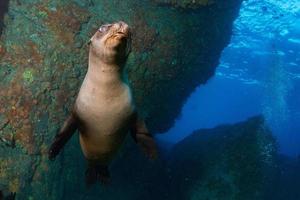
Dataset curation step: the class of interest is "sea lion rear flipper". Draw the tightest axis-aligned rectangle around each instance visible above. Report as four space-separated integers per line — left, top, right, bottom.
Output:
130 113 158 160
48 112 79 160
85 161 110 186
85 163 98 186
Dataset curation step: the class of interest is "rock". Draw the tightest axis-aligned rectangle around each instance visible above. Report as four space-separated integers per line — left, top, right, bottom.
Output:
167 116 277 200
152 0 215 9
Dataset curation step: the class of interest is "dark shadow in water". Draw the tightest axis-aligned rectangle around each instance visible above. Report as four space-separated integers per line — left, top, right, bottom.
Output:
265 155 300 200
0 0 9 35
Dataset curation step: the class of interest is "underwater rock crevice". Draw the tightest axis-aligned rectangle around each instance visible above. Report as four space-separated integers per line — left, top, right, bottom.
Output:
132 0 244 133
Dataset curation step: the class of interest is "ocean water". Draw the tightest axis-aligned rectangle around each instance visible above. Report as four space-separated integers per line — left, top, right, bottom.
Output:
160 0 300 157
0 0 299 199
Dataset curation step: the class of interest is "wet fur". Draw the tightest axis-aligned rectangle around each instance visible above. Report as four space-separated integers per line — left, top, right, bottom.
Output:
76 22 134 164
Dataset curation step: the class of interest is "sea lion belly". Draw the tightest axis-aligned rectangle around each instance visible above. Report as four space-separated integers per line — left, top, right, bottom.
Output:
75 78 134 163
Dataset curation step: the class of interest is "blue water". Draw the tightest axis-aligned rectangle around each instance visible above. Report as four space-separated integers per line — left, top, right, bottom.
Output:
158 0 300 157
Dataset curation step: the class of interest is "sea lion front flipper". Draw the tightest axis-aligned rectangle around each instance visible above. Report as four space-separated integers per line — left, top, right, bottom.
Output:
130 113 158 160
48 112 79 160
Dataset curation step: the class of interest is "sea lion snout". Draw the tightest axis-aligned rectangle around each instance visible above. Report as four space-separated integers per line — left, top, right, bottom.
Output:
111 21 130 39
116 21 129 34
90 21 131 64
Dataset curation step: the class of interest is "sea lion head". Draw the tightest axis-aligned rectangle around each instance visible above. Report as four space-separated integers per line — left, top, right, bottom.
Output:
89 21 131 65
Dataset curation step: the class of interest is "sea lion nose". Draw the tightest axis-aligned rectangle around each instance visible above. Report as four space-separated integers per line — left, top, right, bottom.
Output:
119 21 129 29
118 21 126 26
117 21 129 33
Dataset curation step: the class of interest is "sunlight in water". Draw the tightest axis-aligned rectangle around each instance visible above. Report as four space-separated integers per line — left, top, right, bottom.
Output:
263 44 291 127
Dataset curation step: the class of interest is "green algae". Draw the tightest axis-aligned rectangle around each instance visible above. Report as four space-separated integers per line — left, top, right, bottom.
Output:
37 11 48 19
22 69 34 84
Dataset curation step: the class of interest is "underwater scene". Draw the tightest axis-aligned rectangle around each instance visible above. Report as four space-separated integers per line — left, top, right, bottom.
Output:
0 0 299 199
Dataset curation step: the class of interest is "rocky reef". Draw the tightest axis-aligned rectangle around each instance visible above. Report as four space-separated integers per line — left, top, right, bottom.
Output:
0 0 244 198
167 116 277 200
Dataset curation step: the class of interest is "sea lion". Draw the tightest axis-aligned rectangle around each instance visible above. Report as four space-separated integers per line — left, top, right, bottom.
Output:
48 21 157 185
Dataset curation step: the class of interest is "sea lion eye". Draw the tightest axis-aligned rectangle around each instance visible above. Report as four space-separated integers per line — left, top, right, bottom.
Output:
99 25 109 33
